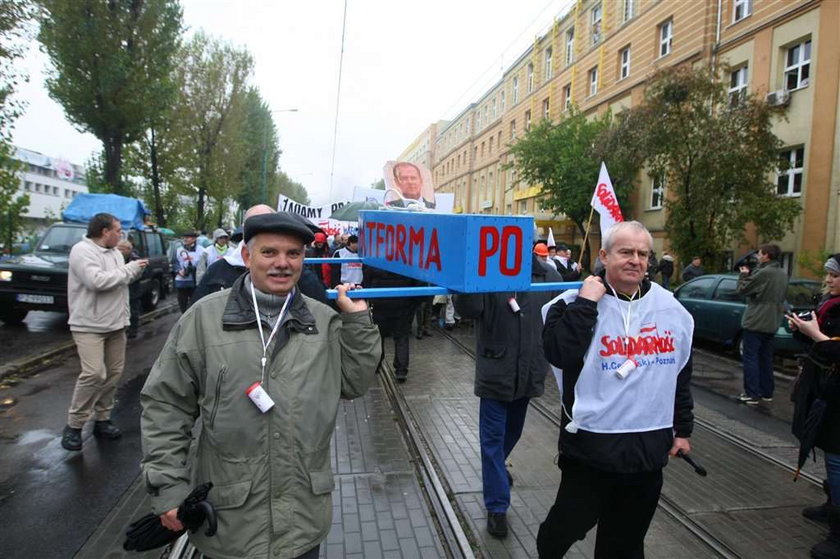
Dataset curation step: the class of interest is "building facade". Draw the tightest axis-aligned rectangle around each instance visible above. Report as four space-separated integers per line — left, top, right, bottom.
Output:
403 0 839 275
16 147 88 232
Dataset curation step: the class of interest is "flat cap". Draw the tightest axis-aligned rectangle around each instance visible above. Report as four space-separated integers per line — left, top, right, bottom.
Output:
243 212 315 244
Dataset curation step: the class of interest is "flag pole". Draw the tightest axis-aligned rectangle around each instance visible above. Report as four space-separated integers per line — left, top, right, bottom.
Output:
580 205 595 268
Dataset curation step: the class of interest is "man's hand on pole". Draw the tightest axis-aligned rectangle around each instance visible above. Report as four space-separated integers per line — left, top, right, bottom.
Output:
335 283 369 313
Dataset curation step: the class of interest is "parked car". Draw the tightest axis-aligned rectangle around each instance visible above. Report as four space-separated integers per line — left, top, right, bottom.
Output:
673 273 822 357
0 195 171 324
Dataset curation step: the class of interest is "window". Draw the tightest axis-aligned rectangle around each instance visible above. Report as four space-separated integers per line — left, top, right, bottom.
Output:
500 91 506 112
513 77 520 104
565 27 575 65
659 19 673 58
24 181 31 191
527 64 534 93
518 199 527 214
564 83 572 111
476 110 482 129
733 0 752 22
785 39 811 91
677 277 716 299
492 97 497 118
542 98 550 119
777 147 804 196
484 105 489 126
510 120 517 140
525 110 532 132
34 183 41 193
712 279 744 302
619 47 631 80
544 47 553 80
489 136 494 152
623 0 636 23
53 186 59 195
728 65 748 107
650 176 665 209
589 66 598 96
591 6 602 45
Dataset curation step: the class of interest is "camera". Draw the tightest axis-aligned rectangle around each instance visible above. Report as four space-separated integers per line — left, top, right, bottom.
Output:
796 311 813 320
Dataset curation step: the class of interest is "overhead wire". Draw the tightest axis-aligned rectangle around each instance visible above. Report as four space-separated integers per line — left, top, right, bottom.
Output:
329 0 349 201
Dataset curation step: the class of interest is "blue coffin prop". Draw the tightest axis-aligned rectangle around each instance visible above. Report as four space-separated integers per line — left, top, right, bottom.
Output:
358 210 533 292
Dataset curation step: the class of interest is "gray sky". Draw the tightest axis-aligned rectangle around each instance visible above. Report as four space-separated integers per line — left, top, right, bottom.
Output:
12 0 574 206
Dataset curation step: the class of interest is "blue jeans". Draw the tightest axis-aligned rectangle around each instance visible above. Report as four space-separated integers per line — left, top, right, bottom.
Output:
479 397 530 513
742 329 775 398
826 453 840 505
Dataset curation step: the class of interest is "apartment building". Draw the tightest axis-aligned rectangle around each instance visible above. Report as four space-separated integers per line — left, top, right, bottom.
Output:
397 120 449 172
405 0 839 275
16 146 88 231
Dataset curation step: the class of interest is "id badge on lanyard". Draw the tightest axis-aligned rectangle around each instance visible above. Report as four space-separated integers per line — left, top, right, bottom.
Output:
610 285 639 380
246 284 294 413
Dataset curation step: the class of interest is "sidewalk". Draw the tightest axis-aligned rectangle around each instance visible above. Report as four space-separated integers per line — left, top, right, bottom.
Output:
79 379 446 559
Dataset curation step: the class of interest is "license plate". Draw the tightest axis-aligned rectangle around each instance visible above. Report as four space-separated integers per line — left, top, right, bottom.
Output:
16 294 54 305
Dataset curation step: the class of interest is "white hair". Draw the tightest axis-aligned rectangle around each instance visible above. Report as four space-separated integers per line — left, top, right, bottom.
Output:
601 221 653 252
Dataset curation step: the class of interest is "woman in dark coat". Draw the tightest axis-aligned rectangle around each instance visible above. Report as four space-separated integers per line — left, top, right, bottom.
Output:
789 254 840 559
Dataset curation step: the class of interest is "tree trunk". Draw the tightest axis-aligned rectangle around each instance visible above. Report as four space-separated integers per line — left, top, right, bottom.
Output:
103 133 125 194
149 128 166 227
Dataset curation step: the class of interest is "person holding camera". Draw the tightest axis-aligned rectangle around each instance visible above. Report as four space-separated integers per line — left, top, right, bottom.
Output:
788 254 840 558
737 244 788 405
172 231 204 313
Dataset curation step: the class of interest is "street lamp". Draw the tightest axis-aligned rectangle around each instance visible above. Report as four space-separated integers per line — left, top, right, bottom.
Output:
261 109 299 205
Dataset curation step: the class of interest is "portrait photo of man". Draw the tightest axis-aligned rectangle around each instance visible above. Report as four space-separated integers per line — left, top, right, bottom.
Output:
383 161 436 209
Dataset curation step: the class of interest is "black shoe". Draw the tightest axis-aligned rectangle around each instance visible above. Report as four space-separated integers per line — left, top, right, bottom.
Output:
415 332 423 340
61 425 82 451
422 330 433 337
93 420 122 439
507 468 514 487
804 503 831 525
395 370 408 383
487 512 508 538
126 329 138 339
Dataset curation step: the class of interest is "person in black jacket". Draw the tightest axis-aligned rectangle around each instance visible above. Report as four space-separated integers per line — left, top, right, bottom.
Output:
537 221 695 558
454 253 561 539
363 266 421 382
788 254 840 559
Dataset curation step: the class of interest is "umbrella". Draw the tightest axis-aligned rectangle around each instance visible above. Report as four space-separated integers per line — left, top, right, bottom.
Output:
123 482 217 552
793 397 827 481
329 200 385 222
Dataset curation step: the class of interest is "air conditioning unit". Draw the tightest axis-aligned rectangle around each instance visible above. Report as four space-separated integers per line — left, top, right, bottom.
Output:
766 90 791 107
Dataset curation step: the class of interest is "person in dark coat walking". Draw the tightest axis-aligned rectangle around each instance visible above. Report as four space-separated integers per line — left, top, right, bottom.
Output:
659 252 675 290
453 252 562 539
681 256 705 282
117 239 143 338
363 266 421 382
789 254 840 558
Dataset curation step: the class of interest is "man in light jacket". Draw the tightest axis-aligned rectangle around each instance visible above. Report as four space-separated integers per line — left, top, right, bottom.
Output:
61 213 148 451
737 243 788 404
140 212 381 559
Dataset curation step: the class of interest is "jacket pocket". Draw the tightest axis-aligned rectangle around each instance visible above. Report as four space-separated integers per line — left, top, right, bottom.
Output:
308 470 335 496
212 479 251 510
480 344 506 359
209 365 227 430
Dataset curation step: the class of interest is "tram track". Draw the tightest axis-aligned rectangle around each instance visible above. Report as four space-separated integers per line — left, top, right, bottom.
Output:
436 326 812 559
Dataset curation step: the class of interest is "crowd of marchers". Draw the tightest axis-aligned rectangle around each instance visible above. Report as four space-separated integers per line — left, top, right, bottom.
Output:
56 207 840 559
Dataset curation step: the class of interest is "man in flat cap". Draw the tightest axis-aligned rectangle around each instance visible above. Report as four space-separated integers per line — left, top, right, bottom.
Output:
140 211 382 559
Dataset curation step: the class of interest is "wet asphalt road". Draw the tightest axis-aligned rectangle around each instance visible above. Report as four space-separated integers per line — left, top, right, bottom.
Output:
0 310 180 559
5 311 73 364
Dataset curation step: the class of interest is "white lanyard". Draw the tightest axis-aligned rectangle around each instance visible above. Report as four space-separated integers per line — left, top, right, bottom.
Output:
608 283 639 344
250 282 294 384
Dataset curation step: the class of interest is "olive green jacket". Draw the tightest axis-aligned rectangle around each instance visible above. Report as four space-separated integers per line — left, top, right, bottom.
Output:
737 260 789 334
140 274 381 558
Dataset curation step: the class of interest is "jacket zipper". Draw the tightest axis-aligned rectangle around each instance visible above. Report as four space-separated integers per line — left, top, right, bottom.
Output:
209 365 227 429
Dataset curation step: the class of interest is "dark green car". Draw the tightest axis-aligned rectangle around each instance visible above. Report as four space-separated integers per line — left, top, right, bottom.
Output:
673 273 822 357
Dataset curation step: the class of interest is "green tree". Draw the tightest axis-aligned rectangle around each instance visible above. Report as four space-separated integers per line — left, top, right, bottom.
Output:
37 0 182 193
614 65 800 266
172 32 252 230
509 109 642 266
233 87 280 210
370 178 385 190
272 171 309 206
0 0 36 250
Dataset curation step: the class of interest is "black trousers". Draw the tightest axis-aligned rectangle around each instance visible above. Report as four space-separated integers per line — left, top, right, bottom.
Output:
177 287 194 313
537 457 663 559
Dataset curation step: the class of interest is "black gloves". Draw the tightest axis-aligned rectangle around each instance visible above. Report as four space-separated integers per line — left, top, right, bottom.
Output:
123 482 217 552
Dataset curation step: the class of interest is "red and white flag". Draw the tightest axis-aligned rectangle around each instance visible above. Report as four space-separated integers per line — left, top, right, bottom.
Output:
590 162 623 239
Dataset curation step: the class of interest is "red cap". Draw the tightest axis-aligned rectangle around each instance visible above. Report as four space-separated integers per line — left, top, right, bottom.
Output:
533 243 549 257
314 232 327 243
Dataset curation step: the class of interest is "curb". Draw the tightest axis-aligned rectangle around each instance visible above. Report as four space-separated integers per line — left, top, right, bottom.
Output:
0 300 179 382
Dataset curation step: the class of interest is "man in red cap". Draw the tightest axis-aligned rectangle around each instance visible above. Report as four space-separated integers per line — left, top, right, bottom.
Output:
305 231 331 286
